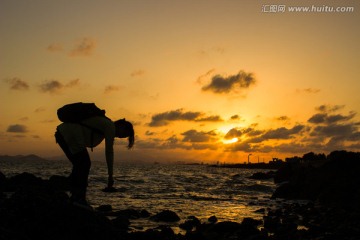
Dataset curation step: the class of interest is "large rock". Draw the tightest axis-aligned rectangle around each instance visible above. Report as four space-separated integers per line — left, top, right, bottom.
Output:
150 210 180 222
0 174 125 240
272 153 360 210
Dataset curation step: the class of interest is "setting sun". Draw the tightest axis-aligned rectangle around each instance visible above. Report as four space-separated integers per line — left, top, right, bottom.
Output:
223 138 239 145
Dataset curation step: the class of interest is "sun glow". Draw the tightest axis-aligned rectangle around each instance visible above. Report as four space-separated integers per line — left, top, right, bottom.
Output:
222 137 238 144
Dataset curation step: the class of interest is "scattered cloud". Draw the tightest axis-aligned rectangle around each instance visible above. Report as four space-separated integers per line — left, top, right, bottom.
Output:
38 79 80 94
34 107 46 113
181 129 217 143
65 79 80 88
316 104 345 113
230 115 241 121
69 38 96 57
296 88 321 94
308 112 356 124
145 130 155 136
260 125 306 140
198 46 225 58
7 124 28 133
5 77 30 91
131 70 146 77
202 70 256 94
149 109 223 127
39 80 62 93
104 85 121 94
276 116 290 121
47 43 63 52
196 68 216 85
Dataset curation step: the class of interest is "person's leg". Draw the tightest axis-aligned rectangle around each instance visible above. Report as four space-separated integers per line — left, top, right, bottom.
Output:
55 130 91 202
70 149 91 202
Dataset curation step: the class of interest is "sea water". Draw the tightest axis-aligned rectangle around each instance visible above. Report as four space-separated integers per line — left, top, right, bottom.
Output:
0 159 277 230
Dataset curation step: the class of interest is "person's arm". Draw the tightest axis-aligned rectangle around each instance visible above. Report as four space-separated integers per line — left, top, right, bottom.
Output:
102 120 115 187
105 142 114 187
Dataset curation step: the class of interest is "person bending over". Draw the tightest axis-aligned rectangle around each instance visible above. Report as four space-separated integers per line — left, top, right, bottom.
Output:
55 116 134 206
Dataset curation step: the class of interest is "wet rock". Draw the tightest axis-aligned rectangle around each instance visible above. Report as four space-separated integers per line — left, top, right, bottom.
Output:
241 217 262 227
248 171 275 180
179 216 201 231
150 210 180 222
128 226 177 240
102 186 117 192
272 153 360 210
5 172 44 191
0 184 122 240
254 208 265 213
48 175 70 191
115 208 150 219
208 215 217 223
111 215 130 231
96 204 113 212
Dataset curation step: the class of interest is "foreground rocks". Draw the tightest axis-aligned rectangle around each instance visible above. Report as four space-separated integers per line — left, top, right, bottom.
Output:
1 158 360 240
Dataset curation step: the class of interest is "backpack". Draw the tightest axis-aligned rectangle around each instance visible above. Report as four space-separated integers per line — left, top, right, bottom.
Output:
57 102 106 123
57 102 107 151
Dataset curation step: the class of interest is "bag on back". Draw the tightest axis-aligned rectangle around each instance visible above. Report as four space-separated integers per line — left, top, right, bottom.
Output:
57 102 106 123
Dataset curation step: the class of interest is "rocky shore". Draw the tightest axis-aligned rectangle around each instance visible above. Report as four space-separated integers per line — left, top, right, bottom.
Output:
1 151 360 240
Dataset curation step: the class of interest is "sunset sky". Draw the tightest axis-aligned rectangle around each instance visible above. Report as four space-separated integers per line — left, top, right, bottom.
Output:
1 0 359 163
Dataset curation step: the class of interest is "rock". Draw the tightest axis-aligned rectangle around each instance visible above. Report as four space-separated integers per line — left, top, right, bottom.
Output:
96 204 113 212
111 215 130 231
274 163 294 183
272 152 360 210
241 217 262 227
248 171 275 180
179 216 201 231
254 208 265 213
48 175 70 191
102 186 117 192
5 172 44 191
115 209 150 219
150 210 180 222
208 215 218 223
0 184 122 240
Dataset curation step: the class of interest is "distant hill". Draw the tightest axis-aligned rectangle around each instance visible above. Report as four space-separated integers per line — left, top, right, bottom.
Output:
0 154 48 162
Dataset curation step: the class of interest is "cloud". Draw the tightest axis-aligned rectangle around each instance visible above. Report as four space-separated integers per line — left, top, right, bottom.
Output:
308 112 356 124
38 79 80 94
39 80 63 93
7 124 28 133
196 68 216 85
104 85 121 94
296 88 321 94
261 125 305 140
145 130 155 136
311 123 356 138
5 78 30 91
230 115 241 121
69 38 96 57
276 116 290 121
181 129 217 143
202 70 255 94
47 43 63 52
149 109 223 127
65 79 80 88
196 115 223 122
316 104 345 113
130 70 146 77
34 107 46 113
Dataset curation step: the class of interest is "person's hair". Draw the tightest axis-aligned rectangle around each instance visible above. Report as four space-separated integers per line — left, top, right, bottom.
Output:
115 119 135 149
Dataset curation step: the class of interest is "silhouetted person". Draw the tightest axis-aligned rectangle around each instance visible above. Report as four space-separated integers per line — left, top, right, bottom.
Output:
55 116 134 207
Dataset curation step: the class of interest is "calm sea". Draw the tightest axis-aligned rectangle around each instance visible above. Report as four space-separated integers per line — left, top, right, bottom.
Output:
0 158 277 230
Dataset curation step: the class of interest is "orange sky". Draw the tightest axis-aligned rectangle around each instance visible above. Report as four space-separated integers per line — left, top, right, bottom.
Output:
1 0 360 163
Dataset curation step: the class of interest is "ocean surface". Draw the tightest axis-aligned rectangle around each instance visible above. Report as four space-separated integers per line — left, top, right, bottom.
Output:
0 158 277 231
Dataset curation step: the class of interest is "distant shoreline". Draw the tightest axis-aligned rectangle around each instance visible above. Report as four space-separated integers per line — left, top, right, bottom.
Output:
209 162 283 170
